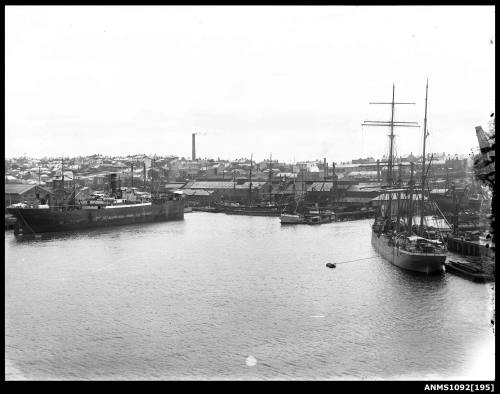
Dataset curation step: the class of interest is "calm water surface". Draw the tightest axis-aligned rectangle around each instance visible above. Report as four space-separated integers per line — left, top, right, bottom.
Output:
5 214 495 380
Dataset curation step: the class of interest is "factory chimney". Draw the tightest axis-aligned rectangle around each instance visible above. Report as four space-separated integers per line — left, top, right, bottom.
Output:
192 133 196 161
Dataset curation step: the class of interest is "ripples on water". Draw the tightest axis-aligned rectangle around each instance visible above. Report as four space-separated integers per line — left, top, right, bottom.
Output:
5 214 495 380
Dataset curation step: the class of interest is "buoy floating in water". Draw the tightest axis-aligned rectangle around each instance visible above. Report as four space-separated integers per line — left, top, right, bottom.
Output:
326 263 336 269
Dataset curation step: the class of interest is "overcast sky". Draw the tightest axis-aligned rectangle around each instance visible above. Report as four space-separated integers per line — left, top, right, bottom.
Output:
5 6 495 162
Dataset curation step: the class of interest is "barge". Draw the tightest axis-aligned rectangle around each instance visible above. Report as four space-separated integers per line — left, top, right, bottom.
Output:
445 259 495 283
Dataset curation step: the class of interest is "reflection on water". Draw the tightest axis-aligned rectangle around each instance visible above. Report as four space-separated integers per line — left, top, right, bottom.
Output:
5 214 494 380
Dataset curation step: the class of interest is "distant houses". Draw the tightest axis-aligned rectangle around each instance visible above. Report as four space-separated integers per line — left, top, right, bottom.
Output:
4 152 474 214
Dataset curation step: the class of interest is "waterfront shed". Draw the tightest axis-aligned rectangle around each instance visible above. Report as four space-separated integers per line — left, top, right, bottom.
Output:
4 184 53 210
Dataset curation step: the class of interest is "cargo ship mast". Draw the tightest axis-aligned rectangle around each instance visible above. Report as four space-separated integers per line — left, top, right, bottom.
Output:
268 153 273 203
248 153 253 205
362 84 419 218
419 79 429 234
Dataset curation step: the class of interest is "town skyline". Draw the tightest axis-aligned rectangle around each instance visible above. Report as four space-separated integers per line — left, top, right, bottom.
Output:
5 6 495 161
4 149 472 164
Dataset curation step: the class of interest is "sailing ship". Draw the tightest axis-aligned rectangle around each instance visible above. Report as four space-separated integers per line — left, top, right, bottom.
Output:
366 82 447 273
7 159 185 236
220 153 285 216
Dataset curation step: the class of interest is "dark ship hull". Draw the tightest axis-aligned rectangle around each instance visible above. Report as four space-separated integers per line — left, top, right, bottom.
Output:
219 203 282 216
223 207 281 216
371 230 446 274
8 200 184 235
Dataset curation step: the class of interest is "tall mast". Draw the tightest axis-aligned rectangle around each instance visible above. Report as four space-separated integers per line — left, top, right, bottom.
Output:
395 163 402 233
419 79 429 232
248 153 253 204
268 153 272 202
388 84 396 184
363 84 419 186
362 84 419 219
387 86 396 219
407 162 415 235
131 163 134 189
151 156 155 197
452 184 458 235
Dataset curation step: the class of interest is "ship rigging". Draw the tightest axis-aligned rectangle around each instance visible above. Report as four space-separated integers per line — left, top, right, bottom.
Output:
363 81 448 274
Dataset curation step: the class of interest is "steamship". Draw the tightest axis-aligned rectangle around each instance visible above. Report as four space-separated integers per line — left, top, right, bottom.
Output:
7 172 184 236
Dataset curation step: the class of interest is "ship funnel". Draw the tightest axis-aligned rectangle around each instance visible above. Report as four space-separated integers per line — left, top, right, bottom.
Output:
110 173 118 197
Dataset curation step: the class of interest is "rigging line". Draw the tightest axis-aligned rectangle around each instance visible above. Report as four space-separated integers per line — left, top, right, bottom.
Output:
432 200 452 230
334 256 380 265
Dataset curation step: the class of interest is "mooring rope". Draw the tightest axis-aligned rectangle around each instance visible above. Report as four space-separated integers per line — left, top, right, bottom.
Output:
334 256 379 265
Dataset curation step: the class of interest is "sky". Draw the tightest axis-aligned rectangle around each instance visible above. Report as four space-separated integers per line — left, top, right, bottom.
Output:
5 6 495 163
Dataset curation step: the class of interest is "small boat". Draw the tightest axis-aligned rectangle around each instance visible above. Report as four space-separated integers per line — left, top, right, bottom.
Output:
280 213 306 224
281 207 335 225
307 215 322 225
326 262 336 268
305 210 335 225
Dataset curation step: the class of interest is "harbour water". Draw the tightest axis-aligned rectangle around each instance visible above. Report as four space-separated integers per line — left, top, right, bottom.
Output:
5 213 495 380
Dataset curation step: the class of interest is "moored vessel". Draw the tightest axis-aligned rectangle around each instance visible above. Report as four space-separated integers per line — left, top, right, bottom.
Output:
224 204 282 216
8 198 184 236
280 213 306 224
371 217 447 273
364 82 447 273
7 169 185 236
220 153 285 217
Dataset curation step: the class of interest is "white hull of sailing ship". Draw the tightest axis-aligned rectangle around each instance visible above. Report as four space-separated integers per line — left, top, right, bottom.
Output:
371 231 446 273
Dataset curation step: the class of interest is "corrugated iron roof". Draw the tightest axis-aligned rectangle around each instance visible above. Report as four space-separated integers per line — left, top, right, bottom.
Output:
371 194 427 201
307 182 334 192
164 183 187 189
347 184 382 192
337 197 374 203
188 181 235 189
185 181 268 190
4 184 53 195
345 171 379 177
182 189 213 196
